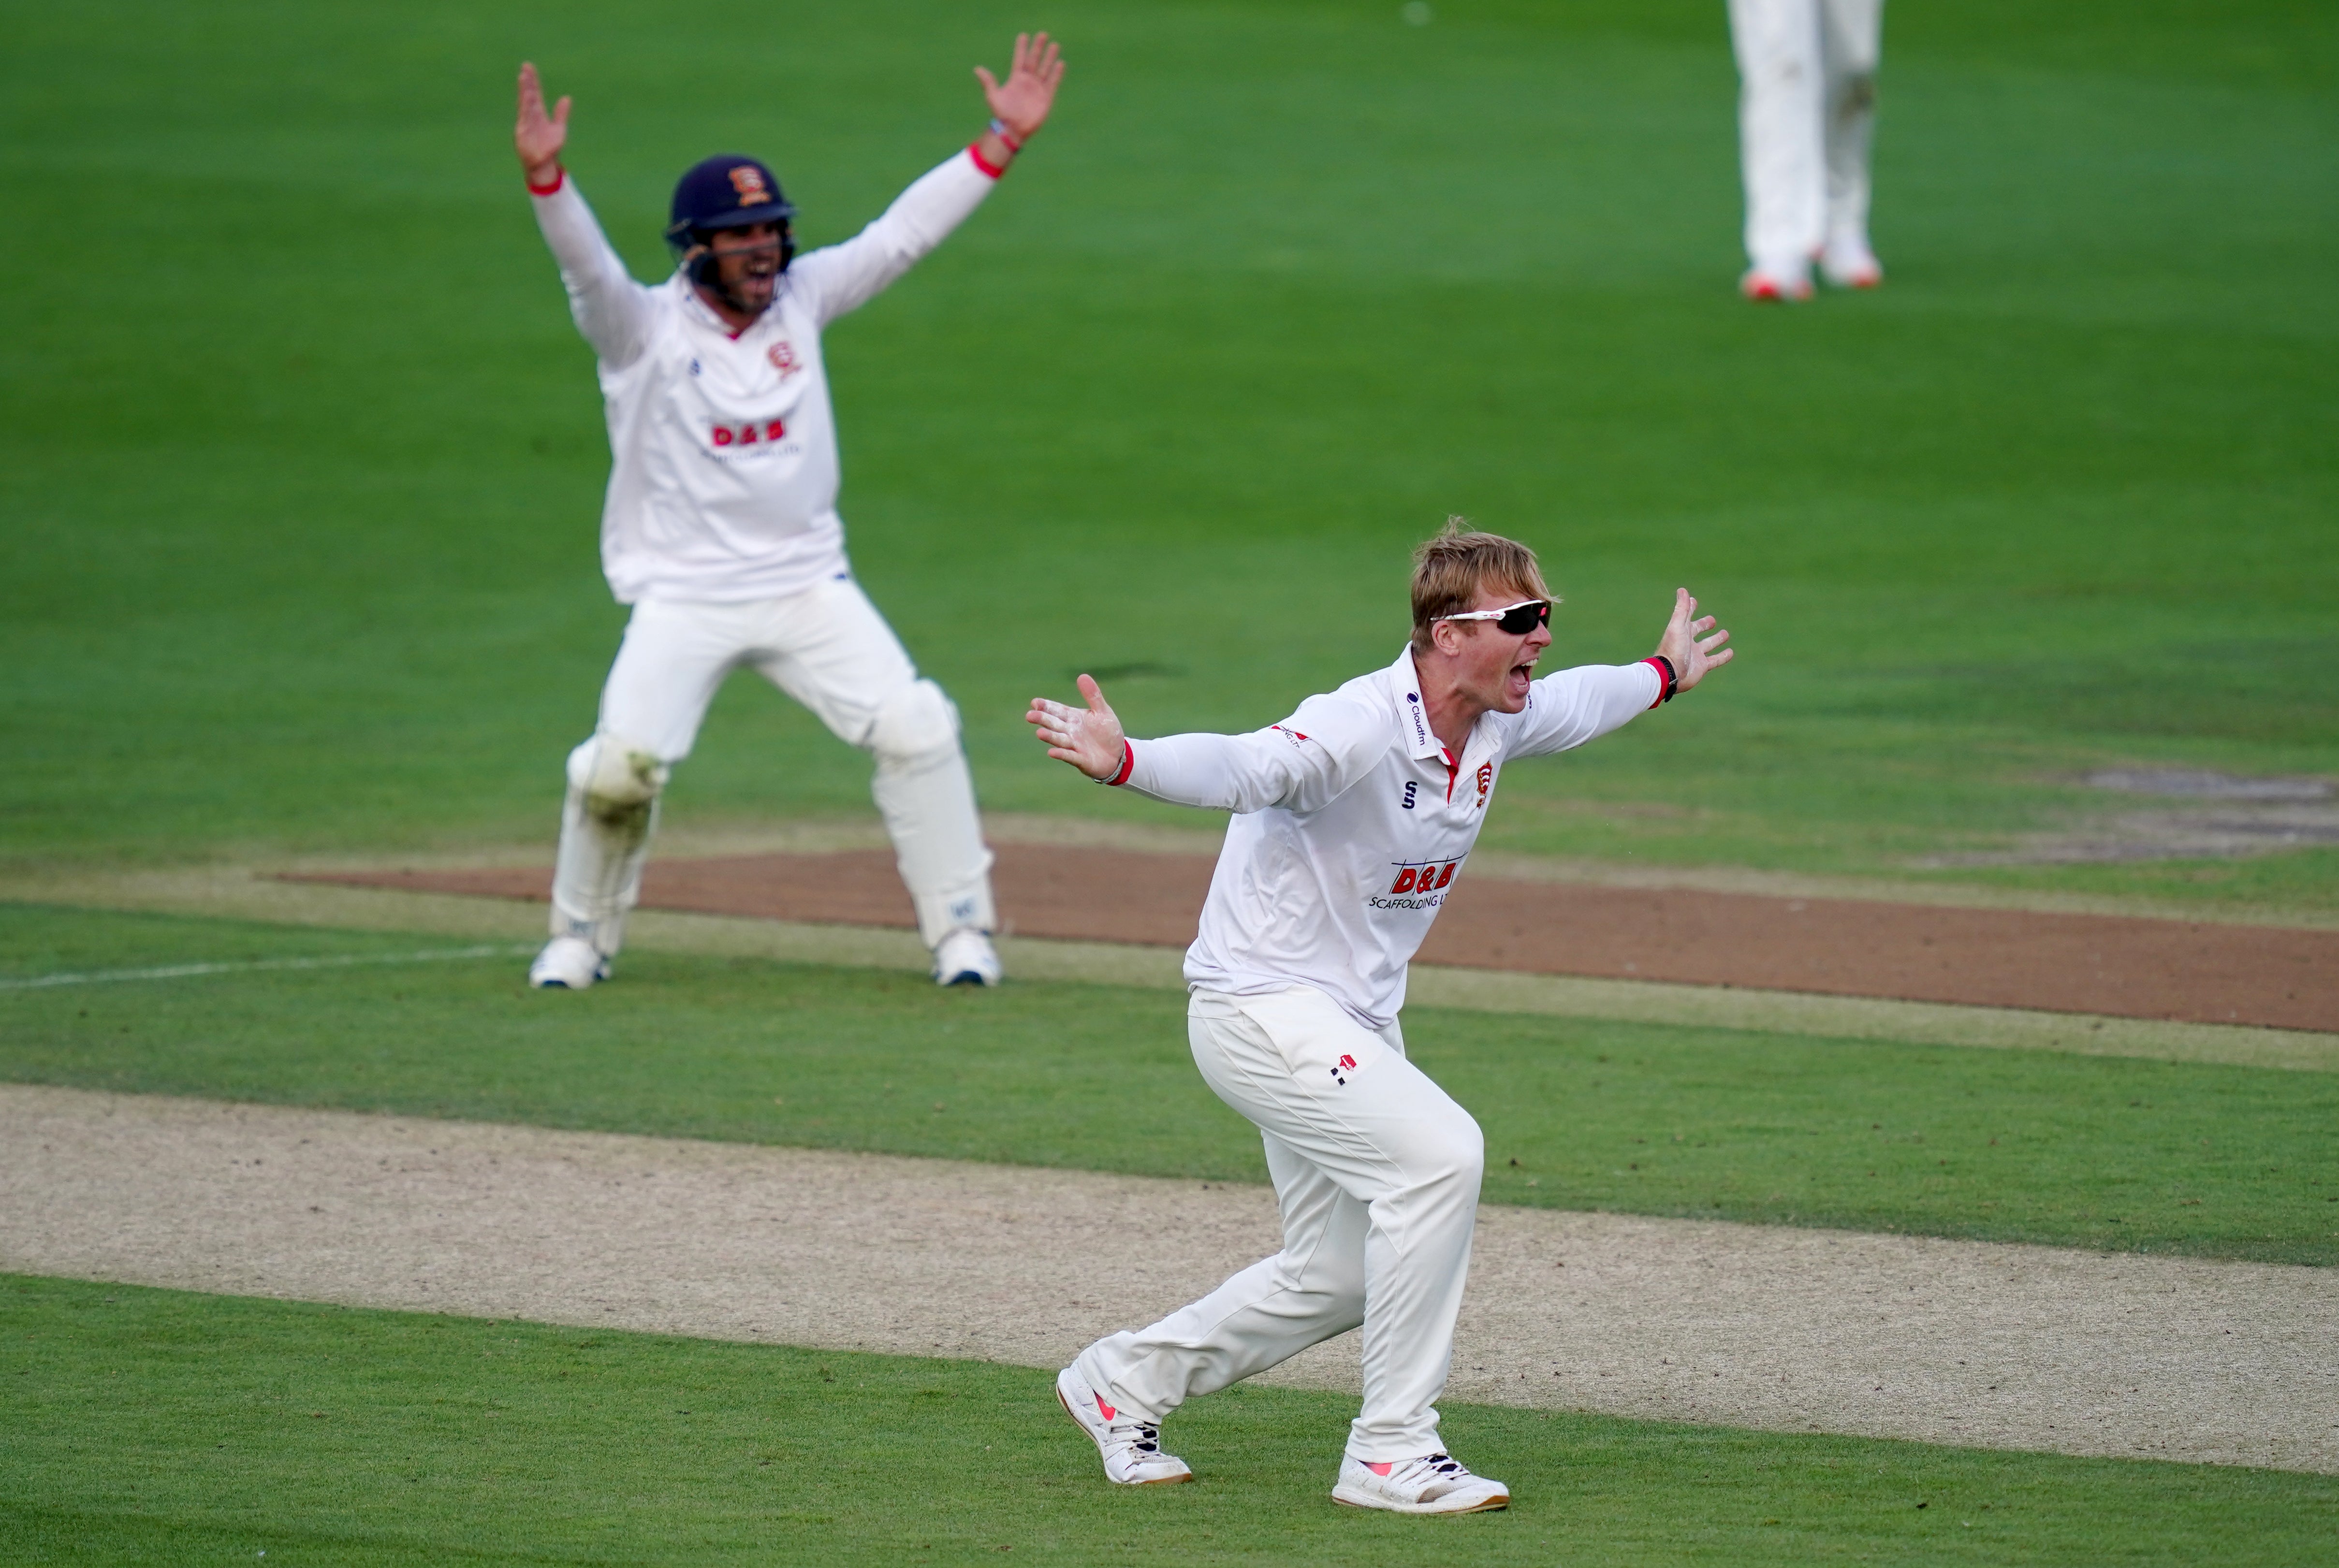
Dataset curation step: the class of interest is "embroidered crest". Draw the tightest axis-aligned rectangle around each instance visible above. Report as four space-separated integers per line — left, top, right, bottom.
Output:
728 164 773 206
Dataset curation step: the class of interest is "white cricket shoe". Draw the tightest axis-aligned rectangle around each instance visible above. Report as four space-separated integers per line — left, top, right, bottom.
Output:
932 928 1002 987
1331 1452 1509 1514
1820 237 1884 289
1740 261 1813 303
1054 1367 1193 1486
527 936 610 990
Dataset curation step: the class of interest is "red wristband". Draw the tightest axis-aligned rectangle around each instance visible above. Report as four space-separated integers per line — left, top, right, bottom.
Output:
526 166 566 196
968 142 1008 179
1101 740 1136 787
1641 656 1678 707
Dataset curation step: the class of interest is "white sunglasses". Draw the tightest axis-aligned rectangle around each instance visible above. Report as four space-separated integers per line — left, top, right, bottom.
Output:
1435 597 1554 634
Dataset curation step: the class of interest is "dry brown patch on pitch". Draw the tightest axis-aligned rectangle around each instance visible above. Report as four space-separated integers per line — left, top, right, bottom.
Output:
288 844 2339 1031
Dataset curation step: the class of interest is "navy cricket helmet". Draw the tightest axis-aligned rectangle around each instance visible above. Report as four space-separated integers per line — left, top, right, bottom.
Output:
664 155 798 278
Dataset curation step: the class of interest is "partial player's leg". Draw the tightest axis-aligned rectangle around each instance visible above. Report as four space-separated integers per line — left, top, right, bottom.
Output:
1067 986 1503 1512
748 577 1000 985
1072 1127 1367 1427
1817 0 1885 286
1728 0 1825 299
531 600 743 988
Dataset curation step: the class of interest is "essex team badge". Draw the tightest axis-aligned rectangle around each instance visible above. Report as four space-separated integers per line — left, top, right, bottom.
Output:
728 164 774 206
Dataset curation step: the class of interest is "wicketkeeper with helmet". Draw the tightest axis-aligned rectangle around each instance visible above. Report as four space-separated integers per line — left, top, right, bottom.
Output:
512 36 1064 990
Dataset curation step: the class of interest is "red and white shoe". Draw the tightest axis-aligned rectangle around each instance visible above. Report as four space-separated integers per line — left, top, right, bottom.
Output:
1055 1368 1192 1485
1332 1452 1509 1514
1740 261 1813 303
1820 237 1884 289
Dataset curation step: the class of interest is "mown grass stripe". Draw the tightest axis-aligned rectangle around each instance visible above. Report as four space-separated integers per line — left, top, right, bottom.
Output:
6 904 2334 1264
7 1273 2334 1567
0 944 536 992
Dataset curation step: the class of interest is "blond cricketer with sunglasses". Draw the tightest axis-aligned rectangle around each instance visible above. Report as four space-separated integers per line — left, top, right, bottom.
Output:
1026 520 1731 1513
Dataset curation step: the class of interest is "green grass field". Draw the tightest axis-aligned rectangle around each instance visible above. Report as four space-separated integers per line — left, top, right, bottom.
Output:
7 904 2335 1264
3 0 2335 908
9 1275 2335 1567
4 0 2334 1558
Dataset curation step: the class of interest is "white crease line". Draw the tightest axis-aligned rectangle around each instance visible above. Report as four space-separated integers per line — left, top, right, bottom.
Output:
0 945 538 991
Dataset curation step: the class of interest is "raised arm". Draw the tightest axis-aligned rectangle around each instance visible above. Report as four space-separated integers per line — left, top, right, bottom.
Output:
514 62 655 368
1509 588 1735 758
1026 677 1376 814
788 33 1065 326
973 31 1066 173
1652 587 1733 693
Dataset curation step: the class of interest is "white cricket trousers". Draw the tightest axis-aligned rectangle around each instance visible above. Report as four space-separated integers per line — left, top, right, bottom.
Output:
1729 0 1884 272
549 576 995 952
1074 985 1486 1463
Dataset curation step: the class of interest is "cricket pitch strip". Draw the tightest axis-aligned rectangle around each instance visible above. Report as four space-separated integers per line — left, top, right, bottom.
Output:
4 1084 2331 1475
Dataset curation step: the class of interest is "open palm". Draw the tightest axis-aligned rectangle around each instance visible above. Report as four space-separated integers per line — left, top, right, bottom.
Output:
514 61 570 181
975 32 1066 142
1026 674 1126 780
1654 588 1734 692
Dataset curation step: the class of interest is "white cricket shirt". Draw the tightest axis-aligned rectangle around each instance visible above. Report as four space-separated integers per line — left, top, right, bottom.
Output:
1113 647 1665 1030
530 150 1000 604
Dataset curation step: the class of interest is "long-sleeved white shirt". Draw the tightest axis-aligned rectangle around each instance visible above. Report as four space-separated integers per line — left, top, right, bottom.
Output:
530 150 999 603
1112 647 1666 1030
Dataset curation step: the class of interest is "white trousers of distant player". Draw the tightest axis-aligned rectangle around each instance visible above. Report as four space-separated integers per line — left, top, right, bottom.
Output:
1073 985 1485 1464
549 577 996 954
1729 0 1883 274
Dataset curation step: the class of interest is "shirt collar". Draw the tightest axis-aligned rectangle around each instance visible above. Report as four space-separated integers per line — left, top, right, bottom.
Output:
1390 644 1505 772
1389 646 1445 760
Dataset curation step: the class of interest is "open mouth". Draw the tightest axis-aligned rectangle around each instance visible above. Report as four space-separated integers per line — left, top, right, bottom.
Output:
723 263 778 310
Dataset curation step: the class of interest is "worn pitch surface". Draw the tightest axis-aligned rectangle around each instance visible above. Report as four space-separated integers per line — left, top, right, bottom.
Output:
294 846 2339 1031
6 1084 2331 1475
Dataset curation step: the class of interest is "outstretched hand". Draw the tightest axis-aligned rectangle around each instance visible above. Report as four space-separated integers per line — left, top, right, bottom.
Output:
1654 588 1734 692
1026 675 1125 781
514 62 570 185
975 31 1066 143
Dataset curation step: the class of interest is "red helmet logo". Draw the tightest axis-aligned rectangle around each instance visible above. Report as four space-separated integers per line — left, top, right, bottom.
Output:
729 164 772 205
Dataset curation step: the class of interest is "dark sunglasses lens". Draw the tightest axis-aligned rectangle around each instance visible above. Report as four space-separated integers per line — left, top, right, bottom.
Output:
1497 601 1550 634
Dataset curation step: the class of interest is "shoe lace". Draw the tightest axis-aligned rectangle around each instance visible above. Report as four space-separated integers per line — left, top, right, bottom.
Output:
1113 1418 1166 1455
1389 1452 1471 1486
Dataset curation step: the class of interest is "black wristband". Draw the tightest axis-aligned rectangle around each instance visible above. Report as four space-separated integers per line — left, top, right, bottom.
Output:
1652 654 1678 702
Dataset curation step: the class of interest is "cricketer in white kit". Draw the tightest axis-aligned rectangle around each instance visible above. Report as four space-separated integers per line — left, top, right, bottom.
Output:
1026 522 1734 1513
510 37 1066 990
1730 0 1886 300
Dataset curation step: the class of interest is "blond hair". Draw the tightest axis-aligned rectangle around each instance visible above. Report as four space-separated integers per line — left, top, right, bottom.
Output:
1409 517 1553 653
